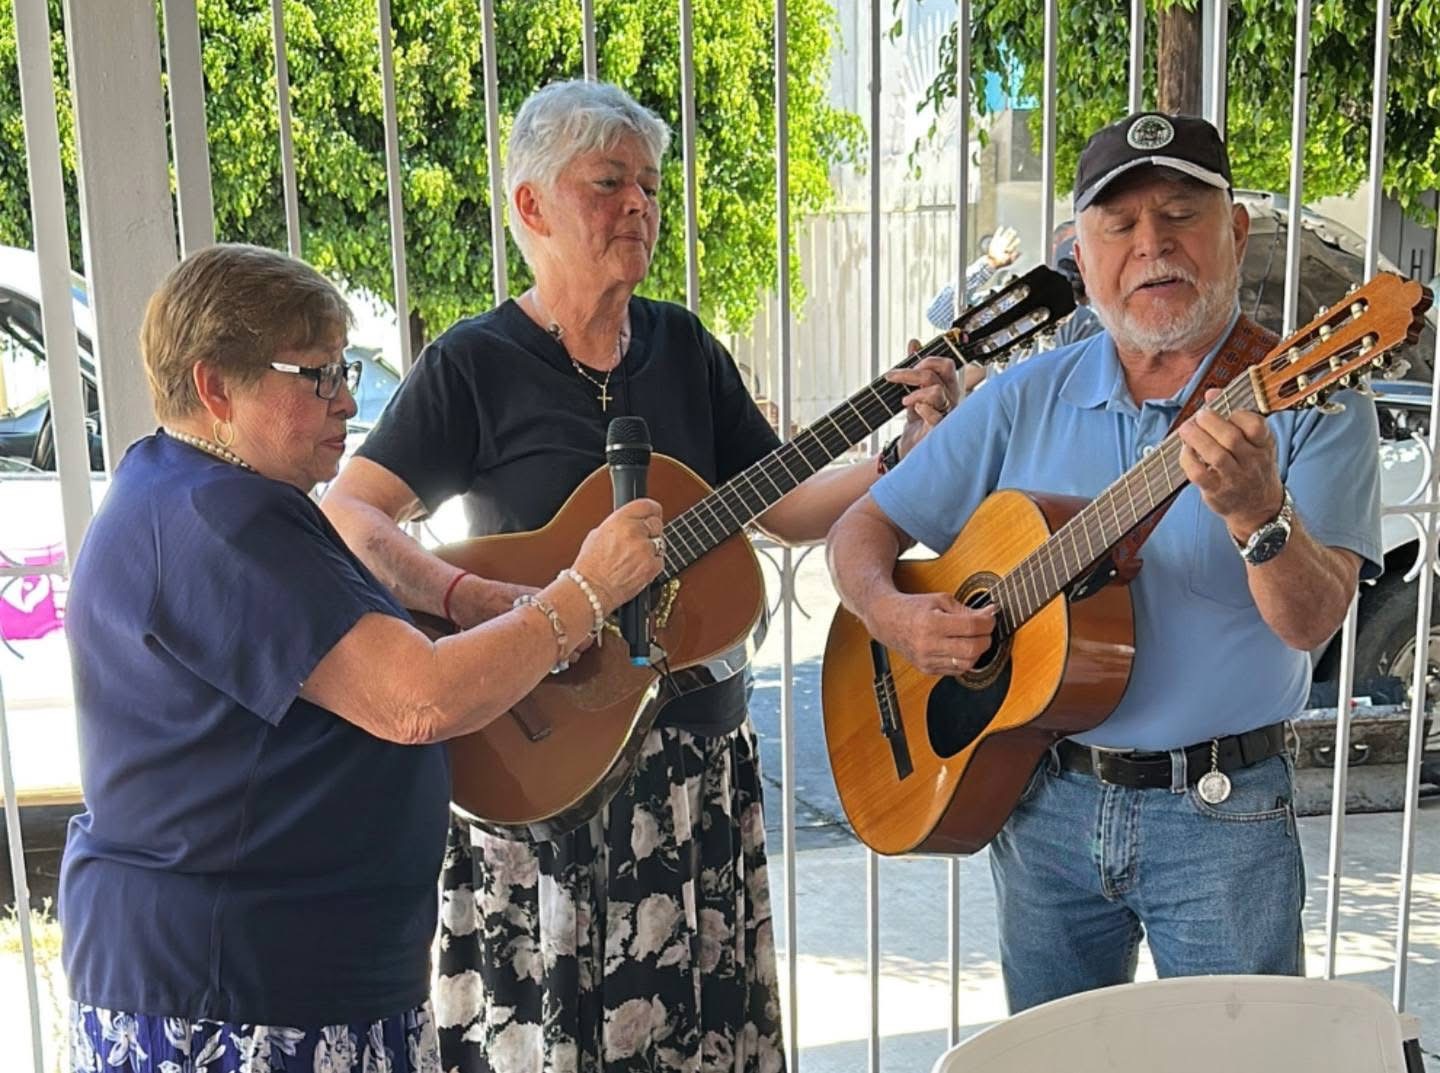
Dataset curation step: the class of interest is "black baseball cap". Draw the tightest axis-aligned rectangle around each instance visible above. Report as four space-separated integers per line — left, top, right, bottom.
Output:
1073 112 1232 212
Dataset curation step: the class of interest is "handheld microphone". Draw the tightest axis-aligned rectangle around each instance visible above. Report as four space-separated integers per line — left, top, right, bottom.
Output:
606 416 653 664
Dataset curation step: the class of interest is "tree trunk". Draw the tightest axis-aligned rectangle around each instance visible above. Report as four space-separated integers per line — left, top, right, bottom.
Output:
1156 3 1203 116
408 307 427 362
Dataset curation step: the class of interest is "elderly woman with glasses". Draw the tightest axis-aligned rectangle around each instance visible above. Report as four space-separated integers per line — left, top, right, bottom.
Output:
59 242 662 1072
322 80 960 1072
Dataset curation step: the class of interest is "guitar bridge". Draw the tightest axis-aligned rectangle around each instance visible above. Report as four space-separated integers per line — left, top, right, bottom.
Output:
870 639 913 780
653 578 681 629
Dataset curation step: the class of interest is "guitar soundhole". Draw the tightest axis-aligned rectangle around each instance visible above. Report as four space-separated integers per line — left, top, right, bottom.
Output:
927 573 1011 758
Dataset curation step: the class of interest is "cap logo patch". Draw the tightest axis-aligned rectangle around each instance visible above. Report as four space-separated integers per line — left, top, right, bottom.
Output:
1127 115 1174 150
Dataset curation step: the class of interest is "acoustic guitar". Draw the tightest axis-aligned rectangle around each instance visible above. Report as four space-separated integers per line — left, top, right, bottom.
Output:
821 273 1431 856
425 266 1075 841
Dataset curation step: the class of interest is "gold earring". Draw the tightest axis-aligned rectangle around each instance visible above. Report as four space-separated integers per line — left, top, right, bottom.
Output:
213 420 236 449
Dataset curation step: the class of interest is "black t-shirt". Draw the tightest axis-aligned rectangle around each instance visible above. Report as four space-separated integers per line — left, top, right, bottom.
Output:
358 296 782 734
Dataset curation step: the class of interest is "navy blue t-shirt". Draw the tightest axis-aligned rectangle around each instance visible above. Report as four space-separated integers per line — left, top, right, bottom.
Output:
59 432 450 1026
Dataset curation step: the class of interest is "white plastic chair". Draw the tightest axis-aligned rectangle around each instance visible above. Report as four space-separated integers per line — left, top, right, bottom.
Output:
931 975 1420 1073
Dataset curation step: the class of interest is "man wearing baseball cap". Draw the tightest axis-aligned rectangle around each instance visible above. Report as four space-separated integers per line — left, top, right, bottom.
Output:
828 113 1382 1011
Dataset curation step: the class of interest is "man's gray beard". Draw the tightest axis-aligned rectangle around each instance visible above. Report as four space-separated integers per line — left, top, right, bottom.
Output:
1093 263 1239 355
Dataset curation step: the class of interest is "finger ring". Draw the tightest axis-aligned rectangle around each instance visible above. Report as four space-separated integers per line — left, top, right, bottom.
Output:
937 397 950 414
651 536 665 557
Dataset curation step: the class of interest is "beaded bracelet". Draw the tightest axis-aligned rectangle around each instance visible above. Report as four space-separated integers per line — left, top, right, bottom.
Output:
558 568 606 642
513 593 570 673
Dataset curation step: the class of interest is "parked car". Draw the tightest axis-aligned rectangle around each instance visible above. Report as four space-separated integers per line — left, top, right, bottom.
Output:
0 245 400 473
1314 378 1440 699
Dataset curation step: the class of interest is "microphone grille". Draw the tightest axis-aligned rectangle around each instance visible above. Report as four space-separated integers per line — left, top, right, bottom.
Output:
606 416 651 466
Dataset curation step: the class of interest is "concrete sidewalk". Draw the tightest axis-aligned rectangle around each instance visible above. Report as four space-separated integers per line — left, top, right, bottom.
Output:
748 547 1440 1072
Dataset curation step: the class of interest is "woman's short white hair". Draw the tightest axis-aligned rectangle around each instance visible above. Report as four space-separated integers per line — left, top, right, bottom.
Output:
506 80 672 265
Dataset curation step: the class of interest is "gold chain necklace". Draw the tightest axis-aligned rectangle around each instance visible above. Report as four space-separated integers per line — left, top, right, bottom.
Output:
529 292 630 412
165 428 255 471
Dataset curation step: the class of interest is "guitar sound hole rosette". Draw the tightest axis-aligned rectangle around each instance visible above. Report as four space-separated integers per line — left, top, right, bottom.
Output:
955 573 1011 689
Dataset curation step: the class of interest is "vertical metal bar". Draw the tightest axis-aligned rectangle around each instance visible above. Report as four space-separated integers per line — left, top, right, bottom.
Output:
1039 0 1057 254
868 0 881 403
480 0 509 303
951 0 970 327
581 0 598 80
948 0 970 1046
679 0 700 312
866 1 882 1069
270 0 301 257
1363 0 1391 281
774 3 799 1067
375 0 414 371
0 679 44 1073
1282 0 1312 335
161 0 216 255
1322 597 1359 978
1128 0 1144 114
1394 320 1440 1010
867 849 880 1072
13 0 92 558
1206 0 1228 132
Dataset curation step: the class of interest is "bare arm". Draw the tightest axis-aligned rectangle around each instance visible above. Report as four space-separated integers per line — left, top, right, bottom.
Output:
826 494 996 675
1244 526 1360 650
1179 398 1362 650
301 498 663 744
321 457 524 626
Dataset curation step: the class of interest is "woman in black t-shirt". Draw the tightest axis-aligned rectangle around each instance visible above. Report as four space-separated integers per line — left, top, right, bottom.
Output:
323 80 961 1073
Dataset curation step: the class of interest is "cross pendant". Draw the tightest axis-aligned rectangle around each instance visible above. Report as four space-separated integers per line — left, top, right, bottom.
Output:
597 384 612 410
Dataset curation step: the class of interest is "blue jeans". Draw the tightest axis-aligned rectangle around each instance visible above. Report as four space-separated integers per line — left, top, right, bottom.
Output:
988 746 1305 1013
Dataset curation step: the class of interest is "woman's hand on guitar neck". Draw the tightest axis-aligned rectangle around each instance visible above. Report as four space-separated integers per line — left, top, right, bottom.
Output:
866 591 997 677
888 353 967 460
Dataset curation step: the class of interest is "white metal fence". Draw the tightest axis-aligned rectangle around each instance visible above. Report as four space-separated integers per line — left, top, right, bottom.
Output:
2 1 1437 1071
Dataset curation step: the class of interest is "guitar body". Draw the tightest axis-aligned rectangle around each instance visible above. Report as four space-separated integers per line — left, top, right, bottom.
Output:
822 489 1136 855
434 454 766 841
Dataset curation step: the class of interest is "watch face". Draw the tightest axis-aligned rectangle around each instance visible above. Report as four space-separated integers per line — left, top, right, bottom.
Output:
1247 528 1288 564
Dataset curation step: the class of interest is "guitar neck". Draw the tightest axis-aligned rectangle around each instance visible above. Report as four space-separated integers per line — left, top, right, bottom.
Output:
992 372 1261 635
660 343 956 576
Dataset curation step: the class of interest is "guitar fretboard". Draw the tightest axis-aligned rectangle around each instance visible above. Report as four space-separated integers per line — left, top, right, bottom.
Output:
657 342 951 579
990 372 1260 636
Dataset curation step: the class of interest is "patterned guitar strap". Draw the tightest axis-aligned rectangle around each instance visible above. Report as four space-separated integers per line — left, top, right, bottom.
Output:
1107 313 1280 578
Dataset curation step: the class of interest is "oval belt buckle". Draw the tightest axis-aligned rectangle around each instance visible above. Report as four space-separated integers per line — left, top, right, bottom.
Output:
1196 739 1232 804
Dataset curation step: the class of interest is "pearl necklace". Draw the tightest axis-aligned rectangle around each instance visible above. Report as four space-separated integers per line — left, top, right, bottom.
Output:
166 428 255 471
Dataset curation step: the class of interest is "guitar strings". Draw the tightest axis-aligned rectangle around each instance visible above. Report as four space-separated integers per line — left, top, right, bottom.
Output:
990 332 1377 634
661 301 1057 576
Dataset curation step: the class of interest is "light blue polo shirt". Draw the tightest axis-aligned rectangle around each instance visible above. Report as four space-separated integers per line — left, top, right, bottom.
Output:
870 312 1383 750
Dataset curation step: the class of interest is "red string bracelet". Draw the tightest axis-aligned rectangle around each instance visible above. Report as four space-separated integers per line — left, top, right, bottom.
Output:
441 570 472 627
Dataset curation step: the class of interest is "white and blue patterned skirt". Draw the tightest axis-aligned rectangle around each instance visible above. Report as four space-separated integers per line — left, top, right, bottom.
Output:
69 1000 440 1073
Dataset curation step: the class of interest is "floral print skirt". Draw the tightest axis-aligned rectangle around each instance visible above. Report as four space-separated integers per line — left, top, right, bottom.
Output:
69 1001 439 1072
434 720 785 1073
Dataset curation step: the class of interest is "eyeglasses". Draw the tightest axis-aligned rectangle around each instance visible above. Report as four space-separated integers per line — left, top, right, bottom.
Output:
269 358 363 400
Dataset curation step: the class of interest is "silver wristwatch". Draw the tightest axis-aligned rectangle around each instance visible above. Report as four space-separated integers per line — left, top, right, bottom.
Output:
1234 487 1294 566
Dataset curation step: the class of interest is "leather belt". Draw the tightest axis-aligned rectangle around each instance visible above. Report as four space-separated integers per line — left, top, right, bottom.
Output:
1055 723 1288 790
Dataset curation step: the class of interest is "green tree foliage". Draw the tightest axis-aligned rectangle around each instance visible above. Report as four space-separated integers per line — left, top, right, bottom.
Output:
0 0 862 341
915 0 1439 221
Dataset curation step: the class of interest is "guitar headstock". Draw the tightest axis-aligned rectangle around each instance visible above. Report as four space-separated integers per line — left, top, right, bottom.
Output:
1254 273 1432 415
936 265 1077 365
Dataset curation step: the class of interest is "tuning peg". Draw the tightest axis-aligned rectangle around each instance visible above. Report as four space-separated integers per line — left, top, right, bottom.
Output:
1383 358 1411 380
1317 398 1347 415
1350 300 1368 320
